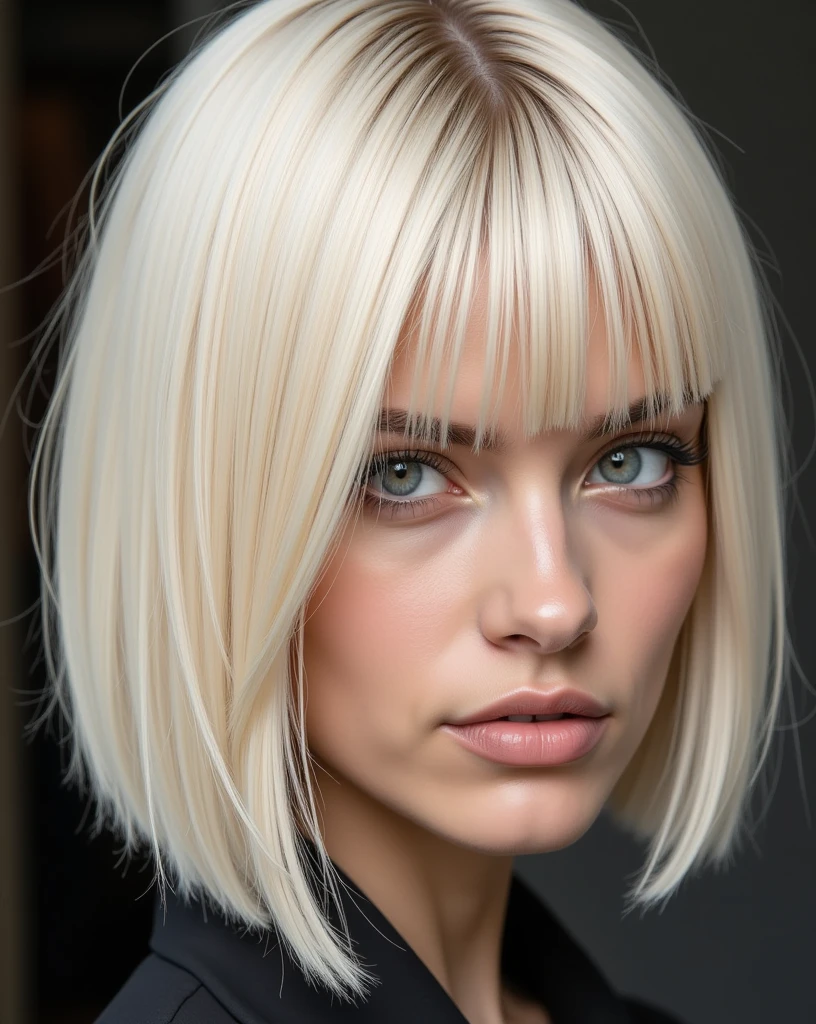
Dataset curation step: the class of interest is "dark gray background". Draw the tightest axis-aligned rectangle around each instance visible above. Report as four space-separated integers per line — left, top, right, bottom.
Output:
8 2 814 1023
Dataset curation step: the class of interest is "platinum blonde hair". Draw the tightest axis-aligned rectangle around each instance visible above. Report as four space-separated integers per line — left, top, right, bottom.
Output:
29 0 788 1001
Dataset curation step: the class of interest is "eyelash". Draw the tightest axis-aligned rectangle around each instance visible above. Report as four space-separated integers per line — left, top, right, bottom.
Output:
358 430 708 520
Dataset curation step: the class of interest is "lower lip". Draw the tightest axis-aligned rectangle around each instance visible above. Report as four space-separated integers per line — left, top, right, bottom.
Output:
441 716 610 767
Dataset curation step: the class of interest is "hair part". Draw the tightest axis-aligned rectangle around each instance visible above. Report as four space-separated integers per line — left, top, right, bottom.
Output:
28 0 788 1001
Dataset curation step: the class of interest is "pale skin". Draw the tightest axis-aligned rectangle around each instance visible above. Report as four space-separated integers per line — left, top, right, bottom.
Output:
301 269 709 1024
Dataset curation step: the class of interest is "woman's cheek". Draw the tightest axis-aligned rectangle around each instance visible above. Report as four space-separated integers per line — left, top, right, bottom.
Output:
599 492 707 724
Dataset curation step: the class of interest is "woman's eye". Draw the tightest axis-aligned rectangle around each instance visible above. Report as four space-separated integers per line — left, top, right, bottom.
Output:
586 446 671 488
367 458 449 500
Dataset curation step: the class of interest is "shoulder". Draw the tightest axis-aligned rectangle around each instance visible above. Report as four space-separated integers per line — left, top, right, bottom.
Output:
623 995 690 1024
94 954 238 1024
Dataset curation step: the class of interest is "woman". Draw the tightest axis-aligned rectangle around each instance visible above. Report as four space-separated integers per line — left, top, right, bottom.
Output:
29 0 789 1021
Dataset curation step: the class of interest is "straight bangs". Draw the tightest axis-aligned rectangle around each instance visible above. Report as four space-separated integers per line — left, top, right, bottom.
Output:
381 46 724 464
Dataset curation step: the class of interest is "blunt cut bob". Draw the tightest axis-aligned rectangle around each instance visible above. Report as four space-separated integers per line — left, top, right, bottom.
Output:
30 0 788 1002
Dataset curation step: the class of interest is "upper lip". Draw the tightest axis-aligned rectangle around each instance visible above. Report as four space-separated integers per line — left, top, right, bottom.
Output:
446 688 611 725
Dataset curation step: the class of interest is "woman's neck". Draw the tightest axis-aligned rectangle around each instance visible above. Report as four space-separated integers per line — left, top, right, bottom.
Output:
312 764 533 1024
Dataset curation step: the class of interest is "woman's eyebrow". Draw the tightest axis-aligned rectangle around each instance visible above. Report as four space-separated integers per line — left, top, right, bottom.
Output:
376 394 682 451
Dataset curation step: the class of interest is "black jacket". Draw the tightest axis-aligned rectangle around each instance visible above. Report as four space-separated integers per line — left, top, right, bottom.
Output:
96 860 686 1023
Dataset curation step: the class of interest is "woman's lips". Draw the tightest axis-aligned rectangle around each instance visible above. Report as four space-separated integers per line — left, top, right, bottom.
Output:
441 715 610 766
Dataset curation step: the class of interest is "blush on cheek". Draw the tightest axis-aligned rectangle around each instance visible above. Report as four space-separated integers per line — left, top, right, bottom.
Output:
593 488 707 692
304 524 461 690
302 559 401 754
622 514 707 722
630 548 704 656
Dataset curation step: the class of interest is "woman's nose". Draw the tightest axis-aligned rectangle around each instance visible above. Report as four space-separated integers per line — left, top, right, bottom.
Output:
477 499 597 656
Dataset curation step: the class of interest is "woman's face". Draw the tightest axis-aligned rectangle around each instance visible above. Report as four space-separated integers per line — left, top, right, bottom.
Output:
301 276 708 856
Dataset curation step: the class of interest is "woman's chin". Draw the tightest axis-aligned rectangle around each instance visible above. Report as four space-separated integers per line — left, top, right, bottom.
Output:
419 802 603 858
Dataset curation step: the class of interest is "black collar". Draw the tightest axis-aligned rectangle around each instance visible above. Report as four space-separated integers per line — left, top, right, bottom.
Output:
149 858 638 1023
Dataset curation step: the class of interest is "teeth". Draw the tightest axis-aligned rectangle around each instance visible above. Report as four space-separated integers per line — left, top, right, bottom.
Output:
503 714 566 722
